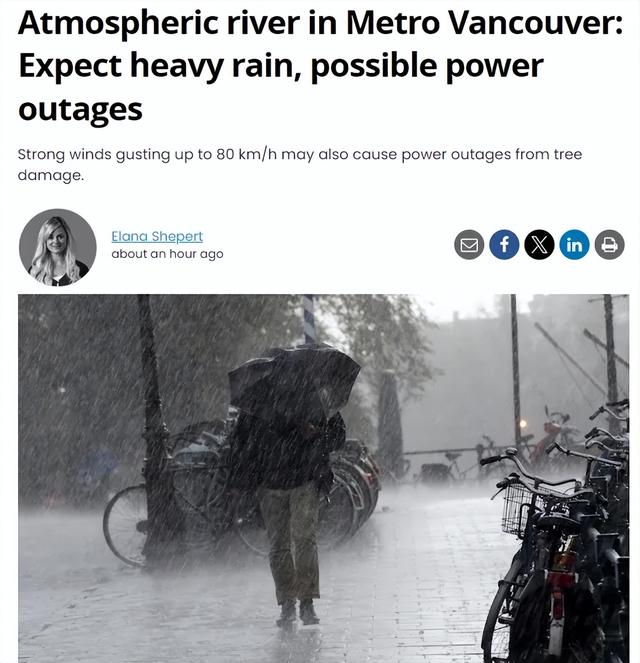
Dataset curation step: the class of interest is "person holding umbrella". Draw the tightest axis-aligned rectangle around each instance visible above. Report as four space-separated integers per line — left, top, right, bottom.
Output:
227 344 359 627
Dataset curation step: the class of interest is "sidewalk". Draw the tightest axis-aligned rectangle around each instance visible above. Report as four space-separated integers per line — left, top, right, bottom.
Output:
20 484 516 663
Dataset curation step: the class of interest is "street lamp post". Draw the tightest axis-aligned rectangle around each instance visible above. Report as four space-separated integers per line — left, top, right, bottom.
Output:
510 295 522 451
603 294 619 434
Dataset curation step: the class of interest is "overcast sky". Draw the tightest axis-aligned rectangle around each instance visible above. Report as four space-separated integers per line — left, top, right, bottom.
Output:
416 294 535 324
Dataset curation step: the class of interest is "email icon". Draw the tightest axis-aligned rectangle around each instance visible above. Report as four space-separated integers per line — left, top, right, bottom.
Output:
459 237 479 253
454 230 484 259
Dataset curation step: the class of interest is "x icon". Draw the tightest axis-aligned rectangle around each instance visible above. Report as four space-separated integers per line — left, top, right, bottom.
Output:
531 234 549 254
525 230 555 259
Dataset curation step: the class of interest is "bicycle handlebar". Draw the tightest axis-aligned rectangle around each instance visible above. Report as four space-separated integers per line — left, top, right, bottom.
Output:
585 427 628 443
585 426 617 440
494 472 592 503
546 440 622 468
585 438 628 455
479 454 502 466
589 404 629 422
480 448 578 487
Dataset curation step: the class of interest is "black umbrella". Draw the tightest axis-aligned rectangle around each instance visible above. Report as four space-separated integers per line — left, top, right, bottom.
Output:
228 344 360 425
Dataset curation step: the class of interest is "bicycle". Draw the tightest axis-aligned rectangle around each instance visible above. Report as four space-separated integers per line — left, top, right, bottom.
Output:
335 439 382 520
542 437 629 662
413 440 507 484
556 401 629 553
232 463 366 556
416 452 464 483
103 422 230 567
103 423 378 566
480 447 623 663
588 399 629 435
479 434 536 479
528 407 583 473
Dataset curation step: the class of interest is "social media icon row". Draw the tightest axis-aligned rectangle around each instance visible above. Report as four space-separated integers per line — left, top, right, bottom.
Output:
454 229 625 260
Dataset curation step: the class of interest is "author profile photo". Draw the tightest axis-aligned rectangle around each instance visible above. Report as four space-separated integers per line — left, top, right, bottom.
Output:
20 209 96 287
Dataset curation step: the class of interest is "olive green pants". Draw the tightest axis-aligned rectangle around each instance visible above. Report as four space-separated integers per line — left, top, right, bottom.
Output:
258 482 320 604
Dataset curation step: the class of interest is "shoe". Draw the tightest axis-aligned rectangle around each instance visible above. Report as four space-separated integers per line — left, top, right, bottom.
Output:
299 599 320 625
276 600 296 627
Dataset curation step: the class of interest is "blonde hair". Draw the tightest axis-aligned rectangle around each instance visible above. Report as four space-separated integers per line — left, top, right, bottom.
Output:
30 216 81 285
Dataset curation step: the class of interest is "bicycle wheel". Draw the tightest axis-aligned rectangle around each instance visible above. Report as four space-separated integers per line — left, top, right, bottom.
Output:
318 469 361 547
103 484 148 567
481 552 525 663
233 491 268 556
171 445 231 545
333 460 377 522
234 474 361 556
168 419 226 453
201 457 233 533
171 466 220 547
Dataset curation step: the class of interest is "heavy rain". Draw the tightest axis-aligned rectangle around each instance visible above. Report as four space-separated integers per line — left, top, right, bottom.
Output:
18 294 630 662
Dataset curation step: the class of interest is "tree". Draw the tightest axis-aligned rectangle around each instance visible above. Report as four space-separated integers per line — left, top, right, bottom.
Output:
19 294 437 503
318 294 437 398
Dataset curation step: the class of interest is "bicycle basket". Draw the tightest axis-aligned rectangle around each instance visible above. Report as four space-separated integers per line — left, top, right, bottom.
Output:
502 483 535 537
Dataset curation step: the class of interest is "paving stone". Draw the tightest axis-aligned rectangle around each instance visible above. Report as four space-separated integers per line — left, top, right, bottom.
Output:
19 485 516 662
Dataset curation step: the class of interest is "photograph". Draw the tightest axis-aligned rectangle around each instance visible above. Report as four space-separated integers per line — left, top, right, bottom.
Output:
18 293 630 663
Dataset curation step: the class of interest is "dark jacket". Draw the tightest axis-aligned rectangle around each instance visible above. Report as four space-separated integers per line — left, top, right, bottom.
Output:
228 411 346 490
53 261 89 286
30 261 89 286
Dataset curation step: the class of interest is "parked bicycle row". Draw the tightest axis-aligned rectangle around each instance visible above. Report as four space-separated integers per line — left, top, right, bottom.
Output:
410 401 625 487
103 417 381 567
481 399 629 663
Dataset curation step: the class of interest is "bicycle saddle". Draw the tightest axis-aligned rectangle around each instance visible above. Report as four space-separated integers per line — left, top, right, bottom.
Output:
521 434 535 443
445 452 461 461
566 488 602 503
535 513 581 534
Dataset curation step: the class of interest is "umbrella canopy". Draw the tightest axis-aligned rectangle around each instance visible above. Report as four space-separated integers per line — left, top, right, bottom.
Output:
228 344 360 425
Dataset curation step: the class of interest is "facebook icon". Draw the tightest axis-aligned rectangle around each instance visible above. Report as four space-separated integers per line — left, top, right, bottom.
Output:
489 230 519 259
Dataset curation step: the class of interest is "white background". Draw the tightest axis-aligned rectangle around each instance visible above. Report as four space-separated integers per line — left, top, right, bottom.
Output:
1 1 638 661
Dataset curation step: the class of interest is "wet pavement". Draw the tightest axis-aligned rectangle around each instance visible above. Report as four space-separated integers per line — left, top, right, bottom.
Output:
19 484 515 662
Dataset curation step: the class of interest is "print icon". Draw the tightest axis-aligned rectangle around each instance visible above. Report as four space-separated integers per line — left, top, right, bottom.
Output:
454 230 484 260
559 229 589 260
594 230 625 259
489 230 519 260
524 230 555 260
